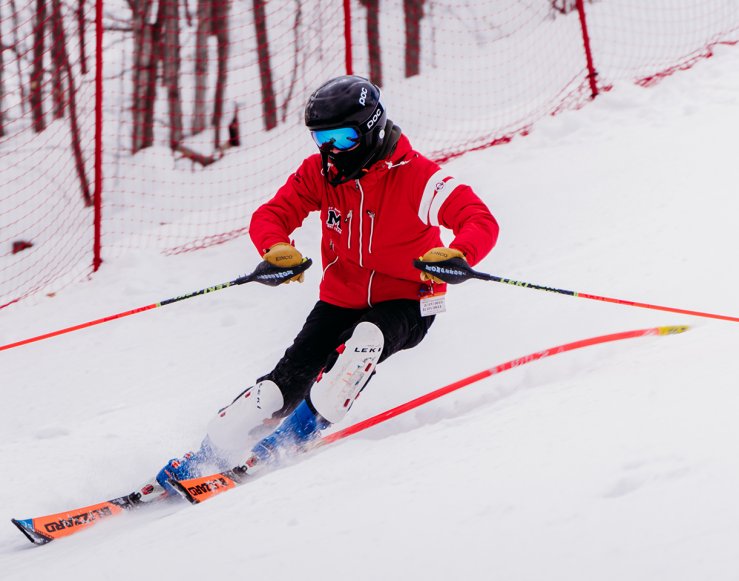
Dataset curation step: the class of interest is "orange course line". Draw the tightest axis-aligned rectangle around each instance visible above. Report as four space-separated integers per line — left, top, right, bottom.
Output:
319 325 689 446
0 304 159 352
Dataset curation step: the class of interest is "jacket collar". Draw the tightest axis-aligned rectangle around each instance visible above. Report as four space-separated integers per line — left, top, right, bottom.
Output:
358 134 414 183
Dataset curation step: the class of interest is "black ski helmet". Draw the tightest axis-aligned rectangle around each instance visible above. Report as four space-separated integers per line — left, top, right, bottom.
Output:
305 75 388 185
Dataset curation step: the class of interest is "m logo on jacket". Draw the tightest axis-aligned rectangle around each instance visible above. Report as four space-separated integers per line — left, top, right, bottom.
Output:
326 208 343 234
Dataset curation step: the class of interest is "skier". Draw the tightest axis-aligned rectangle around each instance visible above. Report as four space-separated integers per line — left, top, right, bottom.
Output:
149 75 500 498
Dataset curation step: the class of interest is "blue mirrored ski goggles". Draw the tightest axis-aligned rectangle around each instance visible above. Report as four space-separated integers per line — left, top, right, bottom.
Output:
311 126 360 151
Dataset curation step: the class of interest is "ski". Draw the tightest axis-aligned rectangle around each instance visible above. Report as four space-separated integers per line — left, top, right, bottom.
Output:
11 481 168 545
12 495 138 545
13 326 688 544
169 324 691 506
169 467 248 504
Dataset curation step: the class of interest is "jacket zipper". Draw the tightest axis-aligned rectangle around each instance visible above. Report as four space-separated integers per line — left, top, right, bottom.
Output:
355 180 376 307
345 210 353 250
367 210 375 254
367 270 376 307
356 180 365 267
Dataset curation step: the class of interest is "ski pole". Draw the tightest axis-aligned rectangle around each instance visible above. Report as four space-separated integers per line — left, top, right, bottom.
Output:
414 257 739 324
0 258 313 353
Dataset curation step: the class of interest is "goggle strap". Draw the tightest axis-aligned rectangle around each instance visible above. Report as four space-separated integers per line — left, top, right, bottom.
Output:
319 142 331 180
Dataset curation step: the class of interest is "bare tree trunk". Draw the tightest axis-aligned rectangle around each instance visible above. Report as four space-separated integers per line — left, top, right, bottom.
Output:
77 0 88 74
51 0 92 205
50 0 66 119
9 0 27 115
30 0 47 133
280 0 301 123
131 0 147 151
141 22 160 150
161 0 183 148
212 0 230 147
0 3 5 137
253 0 276 130
183 0 192 26
404 0 424 78
359 0 381 86
191 0 210 135
131 0 160 153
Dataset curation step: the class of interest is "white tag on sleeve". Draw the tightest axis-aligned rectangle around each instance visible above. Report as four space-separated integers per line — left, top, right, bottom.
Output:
420 293 446 317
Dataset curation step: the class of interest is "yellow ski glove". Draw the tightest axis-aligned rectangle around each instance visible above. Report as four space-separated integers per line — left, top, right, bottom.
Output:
262 243 305 283
418 247 466 283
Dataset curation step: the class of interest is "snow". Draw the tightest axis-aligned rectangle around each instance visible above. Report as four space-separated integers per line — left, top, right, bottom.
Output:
2 42 739 581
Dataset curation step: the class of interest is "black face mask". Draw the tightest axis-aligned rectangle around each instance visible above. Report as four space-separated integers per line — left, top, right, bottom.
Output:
320 120 401 186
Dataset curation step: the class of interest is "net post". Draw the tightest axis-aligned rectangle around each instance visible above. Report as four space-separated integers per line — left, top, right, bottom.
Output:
576 0 599 99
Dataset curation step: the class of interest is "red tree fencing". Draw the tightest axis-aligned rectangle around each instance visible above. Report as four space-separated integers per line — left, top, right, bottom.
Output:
1 0 738 309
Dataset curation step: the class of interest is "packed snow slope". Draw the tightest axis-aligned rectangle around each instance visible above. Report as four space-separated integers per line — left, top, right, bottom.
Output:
2 47 739 581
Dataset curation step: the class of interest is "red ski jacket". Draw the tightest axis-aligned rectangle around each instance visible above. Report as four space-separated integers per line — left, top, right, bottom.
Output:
249 134 499 309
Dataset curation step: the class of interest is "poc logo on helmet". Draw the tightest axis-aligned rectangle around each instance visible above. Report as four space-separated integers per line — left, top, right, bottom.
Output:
366 105 383 130
359 87 368 106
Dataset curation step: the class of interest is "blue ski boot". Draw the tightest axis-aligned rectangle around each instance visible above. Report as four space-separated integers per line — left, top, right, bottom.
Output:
248 322 383 469
226 399 330 483
155 437 228 495
250 399 330 465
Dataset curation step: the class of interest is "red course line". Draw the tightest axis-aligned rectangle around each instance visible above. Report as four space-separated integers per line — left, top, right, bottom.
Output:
319 325 687 446
0 304 159 352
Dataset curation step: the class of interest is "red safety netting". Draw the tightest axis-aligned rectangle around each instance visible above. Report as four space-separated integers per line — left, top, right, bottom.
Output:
348 0 739 161
586 0 739 87
0 0 97 308
101 0 346 255
1 0 738 309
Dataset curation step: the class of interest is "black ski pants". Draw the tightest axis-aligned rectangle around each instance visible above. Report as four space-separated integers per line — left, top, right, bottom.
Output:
259 299 435 417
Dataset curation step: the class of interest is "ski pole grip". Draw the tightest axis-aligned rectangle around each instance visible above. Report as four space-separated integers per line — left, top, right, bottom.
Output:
239 257 314 286
413 257 482 285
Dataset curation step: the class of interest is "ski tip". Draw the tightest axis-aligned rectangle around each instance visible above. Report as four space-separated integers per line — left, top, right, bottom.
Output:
11 518 53 546
657 325 690 336
10 499 128 545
